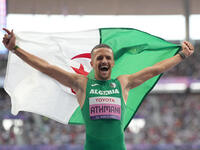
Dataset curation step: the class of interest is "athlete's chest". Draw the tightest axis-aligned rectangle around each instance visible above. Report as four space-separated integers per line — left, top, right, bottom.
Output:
87 80 122 120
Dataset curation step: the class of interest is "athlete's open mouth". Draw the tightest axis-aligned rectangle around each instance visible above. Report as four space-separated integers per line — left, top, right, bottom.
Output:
99 65 109 72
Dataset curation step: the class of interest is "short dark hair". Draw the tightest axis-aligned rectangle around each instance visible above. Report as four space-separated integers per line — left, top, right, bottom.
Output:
91 44 112 58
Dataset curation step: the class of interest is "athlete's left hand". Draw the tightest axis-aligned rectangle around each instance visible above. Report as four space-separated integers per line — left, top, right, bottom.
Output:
181 41 194 58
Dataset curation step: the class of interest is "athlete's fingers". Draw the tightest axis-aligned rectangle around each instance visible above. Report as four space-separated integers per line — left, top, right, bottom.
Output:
184 41 194 51
2 38 6 43
189 43 194 51
10 35 16 43
184 41 190 49
3 37 8 43
11 29 14 36
8 35 16 48
4 34 11 41
2 38 7 45
182 41 195 57
183 42 189 51
3 28 11 34
5 34 9 39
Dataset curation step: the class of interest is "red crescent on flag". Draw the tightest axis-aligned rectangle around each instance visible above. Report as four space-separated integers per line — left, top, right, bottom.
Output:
71 53 91 60
70 53 91 94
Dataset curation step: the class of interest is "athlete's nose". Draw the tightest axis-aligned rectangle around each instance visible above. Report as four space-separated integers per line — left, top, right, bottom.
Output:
102 56 107 63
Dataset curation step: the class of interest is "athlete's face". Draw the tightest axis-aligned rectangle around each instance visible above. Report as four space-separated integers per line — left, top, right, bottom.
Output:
91 48 114 80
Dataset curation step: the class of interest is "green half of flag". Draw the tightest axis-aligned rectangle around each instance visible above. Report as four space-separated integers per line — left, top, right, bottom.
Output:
69 28 181 129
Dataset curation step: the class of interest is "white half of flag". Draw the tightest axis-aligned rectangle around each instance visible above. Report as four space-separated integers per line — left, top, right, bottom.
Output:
4 30 99 124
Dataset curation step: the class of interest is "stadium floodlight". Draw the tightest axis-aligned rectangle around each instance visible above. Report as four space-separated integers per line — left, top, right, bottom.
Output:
190 82 200 93
2 119 23 135
128 118 146 134
2 119 13 131
152 83 187 93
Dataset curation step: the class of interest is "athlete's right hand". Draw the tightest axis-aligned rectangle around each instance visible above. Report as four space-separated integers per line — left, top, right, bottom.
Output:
2 28 16 51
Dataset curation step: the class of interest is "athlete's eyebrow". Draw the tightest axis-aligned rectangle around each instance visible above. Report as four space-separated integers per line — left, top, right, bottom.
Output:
106 56 111 60
97 55 103 60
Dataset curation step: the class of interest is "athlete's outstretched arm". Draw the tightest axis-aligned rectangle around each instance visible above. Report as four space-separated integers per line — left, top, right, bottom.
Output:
118 41 194 90
2 28 85 92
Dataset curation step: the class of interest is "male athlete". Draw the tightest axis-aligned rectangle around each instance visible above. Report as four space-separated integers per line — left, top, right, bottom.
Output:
2 28 194 150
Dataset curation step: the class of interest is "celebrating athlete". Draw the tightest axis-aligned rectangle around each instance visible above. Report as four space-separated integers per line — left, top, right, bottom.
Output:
2 28 194 150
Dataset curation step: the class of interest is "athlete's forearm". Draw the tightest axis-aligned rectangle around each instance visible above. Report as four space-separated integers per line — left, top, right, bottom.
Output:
154 41 194 74
119 42 194 90
153 54 183 74
2 28 86 90
13 46 85 90
14 47 51 74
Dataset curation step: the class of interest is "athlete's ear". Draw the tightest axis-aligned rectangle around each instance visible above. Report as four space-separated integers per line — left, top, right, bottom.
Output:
111 52 115 67
111 59 115 67
90 61 93 67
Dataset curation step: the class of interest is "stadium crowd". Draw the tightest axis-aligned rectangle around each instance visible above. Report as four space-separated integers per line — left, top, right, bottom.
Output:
0 92 200 146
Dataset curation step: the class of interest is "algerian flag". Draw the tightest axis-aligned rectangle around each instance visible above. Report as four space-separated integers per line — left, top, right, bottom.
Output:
4 28 180 129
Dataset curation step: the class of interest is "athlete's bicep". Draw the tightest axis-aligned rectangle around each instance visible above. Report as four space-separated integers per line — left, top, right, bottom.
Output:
45 64 85 91
126 66 160 89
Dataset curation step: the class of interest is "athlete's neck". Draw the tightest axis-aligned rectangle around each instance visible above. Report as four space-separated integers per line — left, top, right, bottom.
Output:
95 75 111 81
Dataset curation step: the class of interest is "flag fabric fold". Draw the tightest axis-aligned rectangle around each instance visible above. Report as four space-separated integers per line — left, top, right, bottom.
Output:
4 28 180 128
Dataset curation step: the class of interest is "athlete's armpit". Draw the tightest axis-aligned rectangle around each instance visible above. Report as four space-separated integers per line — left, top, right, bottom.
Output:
46 64 87 92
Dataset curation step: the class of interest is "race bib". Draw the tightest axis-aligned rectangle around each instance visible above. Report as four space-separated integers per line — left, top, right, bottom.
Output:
89 97 121 120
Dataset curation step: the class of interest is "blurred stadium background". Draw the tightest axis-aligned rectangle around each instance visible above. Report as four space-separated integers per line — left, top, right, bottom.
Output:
0 0 200 149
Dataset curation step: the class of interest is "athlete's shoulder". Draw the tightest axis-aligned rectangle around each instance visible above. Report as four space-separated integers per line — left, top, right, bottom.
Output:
117 75 129 83
117 75 129 89
75 75 88 91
